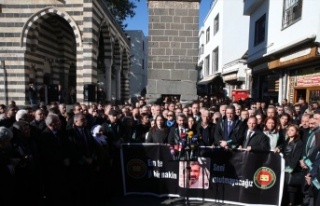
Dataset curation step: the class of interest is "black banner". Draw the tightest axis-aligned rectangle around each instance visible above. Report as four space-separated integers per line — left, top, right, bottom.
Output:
121 144 284 205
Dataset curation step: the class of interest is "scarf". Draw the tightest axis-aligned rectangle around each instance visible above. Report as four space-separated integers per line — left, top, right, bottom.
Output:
166 120 175 128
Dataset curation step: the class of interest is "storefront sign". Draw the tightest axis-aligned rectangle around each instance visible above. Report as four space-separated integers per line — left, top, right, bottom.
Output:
121 144 284 206
269 46 318 69
280 48 311 62
297 74 320 87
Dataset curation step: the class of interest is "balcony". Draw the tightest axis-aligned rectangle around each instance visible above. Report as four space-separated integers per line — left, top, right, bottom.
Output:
243 0 264 16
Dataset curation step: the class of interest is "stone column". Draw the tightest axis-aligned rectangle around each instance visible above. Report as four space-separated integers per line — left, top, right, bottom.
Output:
116 66 122 101
104 58 112 101
147 0 200 105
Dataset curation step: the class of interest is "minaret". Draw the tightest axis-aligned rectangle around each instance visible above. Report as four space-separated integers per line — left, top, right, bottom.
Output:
147 0 200 104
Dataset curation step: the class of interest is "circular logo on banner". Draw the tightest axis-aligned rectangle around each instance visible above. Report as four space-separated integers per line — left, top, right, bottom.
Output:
253 167 276 189
126 159 147 179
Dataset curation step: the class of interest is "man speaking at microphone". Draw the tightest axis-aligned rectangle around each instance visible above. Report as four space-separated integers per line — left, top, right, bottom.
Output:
168 113 188 150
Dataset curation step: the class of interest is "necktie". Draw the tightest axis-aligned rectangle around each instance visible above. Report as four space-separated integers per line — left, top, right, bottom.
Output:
243 131 252 148
81 128 90 155
54 132 60 146
227 121 232 136
180 128 183 137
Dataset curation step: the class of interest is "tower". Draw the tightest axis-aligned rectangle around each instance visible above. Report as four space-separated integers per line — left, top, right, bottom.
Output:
147 0 200 104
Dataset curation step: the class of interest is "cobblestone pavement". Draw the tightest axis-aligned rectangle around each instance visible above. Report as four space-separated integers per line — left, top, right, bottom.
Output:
109 195 240 206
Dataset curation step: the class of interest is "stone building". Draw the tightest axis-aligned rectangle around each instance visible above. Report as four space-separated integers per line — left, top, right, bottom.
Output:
147 0 200 104
0 0 130 106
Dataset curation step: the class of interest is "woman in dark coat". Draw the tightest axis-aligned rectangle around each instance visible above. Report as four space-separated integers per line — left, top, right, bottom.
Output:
146 115 168 143
277 124 304 206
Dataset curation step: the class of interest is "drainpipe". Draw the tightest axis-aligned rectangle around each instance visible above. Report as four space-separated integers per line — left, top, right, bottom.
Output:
1 60 8 105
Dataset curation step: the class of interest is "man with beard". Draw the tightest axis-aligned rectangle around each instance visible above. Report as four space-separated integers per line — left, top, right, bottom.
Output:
188 161 209 189
300 115 320 205
299 114 311 145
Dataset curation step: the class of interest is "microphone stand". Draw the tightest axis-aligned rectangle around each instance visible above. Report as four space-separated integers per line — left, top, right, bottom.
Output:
170 132 196 206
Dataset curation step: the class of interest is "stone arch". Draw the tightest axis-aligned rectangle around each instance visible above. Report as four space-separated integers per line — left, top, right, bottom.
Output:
22 8 79 104
20 7 82 49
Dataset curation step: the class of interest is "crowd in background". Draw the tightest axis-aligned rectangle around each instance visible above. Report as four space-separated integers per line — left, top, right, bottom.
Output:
0 95 320 206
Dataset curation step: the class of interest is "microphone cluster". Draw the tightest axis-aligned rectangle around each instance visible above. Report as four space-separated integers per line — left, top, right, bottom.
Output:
170 130 199 161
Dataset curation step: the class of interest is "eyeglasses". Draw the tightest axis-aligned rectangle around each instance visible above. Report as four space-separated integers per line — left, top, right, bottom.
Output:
167 114 173 117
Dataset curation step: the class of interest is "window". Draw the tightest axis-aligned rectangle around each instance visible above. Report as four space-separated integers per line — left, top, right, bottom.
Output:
205 55 210 75
206 27 210 43
198 65 203 80
282 0 303 28
199 44 204 56
254 14 266 46
214 14 219 35
212 47 219 72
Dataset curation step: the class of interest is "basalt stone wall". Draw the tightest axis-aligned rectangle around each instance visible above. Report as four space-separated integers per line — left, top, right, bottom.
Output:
147 0 200 104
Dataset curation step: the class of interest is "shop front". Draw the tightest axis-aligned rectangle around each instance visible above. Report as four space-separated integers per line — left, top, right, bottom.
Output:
197 74 225 98
267 45 320 104
289 68 320 104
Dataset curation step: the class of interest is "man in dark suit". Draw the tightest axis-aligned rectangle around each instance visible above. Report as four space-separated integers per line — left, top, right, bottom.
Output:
67 113 99 206
196 109 215 146
39 114 70 205
299 113 311 146
241 116 270 152
168 113 188 146
214 105 246 149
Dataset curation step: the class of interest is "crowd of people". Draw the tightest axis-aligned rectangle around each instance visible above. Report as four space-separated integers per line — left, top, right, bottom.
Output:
0 95 320 206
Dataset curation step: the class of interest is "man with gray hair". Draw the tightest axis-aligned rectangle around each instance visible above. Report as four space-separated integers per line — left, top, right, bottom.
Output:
39 114 70 205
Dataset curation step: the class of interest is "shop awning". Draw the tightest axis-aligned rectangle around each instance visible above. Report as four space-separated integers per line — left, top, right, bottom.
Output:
197 74 220 85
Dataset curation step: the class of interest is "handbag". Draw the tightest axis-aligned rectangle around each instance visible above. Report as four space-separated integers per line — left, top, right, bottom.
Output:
285 171 305 186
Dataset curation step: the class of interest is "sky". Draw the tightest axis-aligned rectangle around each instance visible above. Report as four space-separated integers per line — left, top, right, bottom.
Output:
123 0 213 36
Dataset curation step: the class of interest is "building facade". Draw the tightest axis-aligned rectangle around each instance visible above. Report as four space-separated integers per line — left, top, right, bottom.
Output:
197 0 250 99
126 30 148 100
0 0 130 105
146 0 200 104
244 0 320 104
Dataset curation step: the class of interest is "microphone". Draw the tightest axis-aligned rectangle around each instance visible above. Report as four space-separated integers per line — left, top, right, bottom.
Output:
177 141 183 160
170 146 176 160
